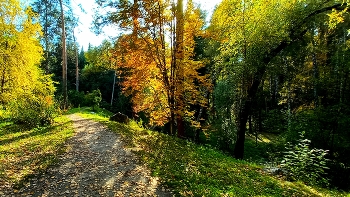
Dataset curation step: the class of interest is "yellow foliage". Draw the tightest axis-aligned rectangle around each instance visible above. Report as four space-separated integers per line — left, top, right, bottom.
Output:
327 8 347 30
113 0 211 127
0 0 44 103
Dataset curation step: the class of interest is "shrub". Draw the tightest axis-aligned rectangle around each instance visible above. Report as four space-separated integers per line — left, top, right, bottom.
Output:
281 132 329 186
8 94 57 127
6 74 57 127
84 89 102 111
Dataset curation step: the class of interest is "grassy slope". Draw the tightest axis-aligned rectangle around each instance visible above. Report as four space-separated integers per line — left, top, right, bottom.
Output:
0 115 74 188
75 107 348 197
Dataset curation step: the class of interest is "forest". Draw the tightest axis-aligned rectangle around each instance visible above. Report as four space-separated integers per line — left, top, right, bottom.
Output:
1 0 350 195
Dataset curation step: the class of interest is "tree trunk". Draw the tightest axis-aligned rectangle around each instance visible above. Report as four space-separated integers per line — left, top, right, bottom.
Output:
312 27 319 107
234 99 250 159
256 109 261 146
73 29 79 92
175 0 185 138
111 70 116 105
232 3 346 159
44 0 49 74
1 68 6 94
248 115 252 134
59 0 68 109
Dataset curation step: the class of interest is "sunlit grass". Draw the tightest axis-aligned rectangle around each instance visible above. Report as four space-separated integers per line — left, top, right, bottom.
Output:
74 107 349 197
0 116 74 188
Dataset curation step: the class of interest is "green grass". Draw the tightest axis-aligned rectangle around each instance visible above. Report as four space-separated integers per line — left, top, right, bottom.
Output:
73 107 349 197
0 115 74 188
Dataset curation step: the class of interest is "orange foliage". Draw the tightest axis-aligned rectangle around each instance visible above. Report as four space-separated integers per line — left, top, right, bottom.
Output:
112 0 211 127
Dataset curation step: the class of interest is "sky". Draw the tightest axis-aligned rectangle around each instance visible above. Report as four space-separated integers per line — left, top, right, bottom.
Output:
71 0 222 50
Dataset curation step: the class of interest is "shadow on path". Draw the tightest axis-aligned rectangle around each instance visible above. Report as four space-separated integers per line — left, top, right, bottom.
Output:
15 114 172 197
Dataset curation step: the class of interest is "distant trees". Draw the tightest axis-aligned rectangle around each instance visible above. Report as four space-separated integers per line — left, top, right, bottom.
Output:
32 0 80 109
31 0 61 74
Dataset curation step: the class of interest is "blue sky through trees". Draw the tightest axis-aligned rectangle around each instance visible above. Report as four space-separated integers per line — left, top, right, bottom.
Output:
22 0 221 50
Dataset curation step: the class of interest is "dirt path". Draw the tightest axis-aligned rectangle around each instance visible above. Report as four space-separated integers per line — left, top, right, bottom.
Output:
14 114 172 197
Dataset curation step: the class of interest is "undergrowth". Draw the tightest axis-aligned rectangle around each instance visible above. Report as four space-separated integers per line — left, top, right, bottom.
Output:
73 107 349 197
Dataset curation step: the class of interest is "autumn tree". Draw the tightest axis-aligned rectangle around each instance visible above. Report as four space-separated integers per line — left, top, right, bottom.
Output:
0 0 56 126
210 0 350 159
0 0 43 102
95 0 210 135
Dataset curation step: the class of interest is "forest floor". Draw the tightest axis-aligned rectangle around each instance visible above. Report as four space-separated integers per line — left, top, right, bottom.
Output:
1 114 172 197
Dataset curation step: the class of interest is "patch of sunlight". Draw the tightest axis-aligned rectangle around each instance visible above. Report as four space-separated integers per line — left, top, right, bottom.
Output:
260 136 271 143
279 181 324 197
103 177 116 189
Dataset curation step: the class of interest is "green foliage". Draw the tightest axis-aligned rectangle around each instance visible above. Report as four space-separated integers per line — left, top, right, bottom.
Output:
210 79 237 152
84 89 102 111
8 94 57 127
262 109 287 134
84 40 114 69
284 106 350 189
7 75 57 127
0 116 74 188
67 106 113 118
281 132 329 186
68 89 102 111
244 137 284 164
68 90 85 107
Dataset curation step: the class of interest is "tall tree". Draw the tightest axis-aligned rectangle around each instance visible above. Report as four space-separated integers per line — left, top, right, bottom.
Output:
73 27 79 92
210 0 349 159
0 0 43 102
31 0 61 73
59 0 68 109
95 0 210 134
0 0 56 126
174 0 185 137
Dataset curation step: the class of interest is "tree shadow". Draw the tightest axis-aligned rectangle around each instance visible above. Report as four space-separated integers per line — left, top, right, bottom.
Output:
13 116 172 197
0 121 71 146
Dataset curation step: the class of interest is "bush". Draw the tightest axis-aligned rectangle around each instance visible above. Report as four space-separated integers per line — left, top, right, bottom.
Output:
8 94 57 127
7 75 57 127
84 89 102 111
281 132 329 186
67 89 102 110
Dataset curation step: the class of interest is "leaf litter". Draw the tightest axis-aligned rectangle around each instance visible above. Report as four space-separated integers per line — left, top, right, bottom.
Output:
8 114 173 197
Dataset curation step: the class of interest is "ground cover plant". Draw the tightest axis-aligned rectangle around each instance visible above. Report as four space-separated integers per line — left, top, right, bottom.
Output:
0 116 74 189
74 107 349 197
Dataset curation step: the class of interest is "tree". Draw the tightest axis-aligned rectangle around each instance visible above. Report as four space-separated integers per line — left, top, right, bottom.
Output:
73 27 79 91
96 0 211 134
32 0 78 109
0 0 56 126
0 0 43 103
59 0 68 109
31 0 61 73
210 0 349 159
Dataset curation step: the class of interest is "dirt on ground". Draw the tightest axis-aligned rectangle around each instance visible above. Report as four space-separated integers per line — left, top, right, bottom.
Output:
4 114 172 197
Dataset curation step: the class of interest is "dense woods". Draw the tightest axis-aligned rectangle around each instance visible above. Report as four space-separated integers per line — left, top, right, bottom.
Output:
1 0 350 194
